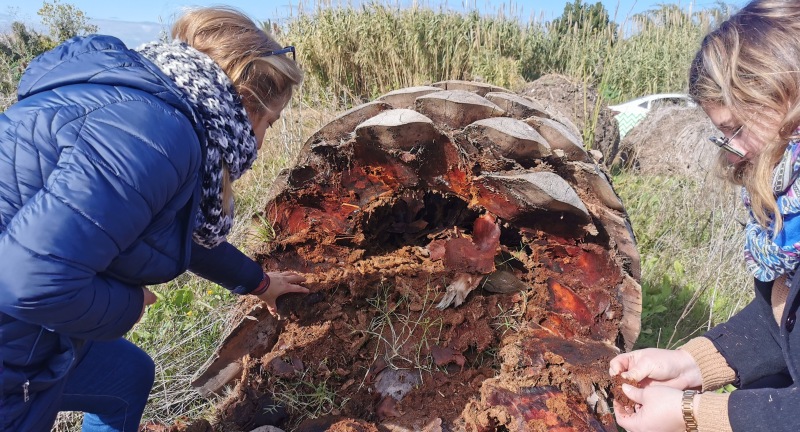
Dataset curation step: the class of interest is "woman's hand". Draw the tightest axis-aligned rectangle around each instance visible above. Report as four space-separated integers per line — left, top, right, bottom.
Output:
138 286 158 323
614 384 689 432
609 348 702 390
255 271 309 316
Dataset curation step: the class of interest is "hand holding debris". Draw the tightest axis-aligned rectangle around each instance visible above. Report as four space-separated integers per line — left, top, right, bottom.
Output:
610 374 639 409
609 348 702 390
613 384 687 432
254 271 309 316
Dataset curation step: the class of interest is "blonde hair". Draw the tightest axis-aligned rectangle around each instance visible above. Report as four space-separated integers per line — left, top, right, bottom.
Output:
689 0 800 232
172 7 303 215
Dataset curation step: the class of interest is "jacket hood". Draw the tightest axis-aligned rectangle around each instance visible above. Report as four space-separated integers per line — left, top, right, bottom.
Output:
17 35 197 124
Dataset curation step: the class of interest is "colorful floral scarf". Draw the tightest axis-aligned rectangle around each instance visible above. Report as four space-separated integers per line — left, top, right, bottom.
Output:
744 136 800 282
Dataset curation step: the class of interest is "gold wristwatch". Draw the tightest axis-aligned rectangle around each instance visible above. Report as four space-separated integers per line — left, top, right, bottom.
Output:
682 390 699 432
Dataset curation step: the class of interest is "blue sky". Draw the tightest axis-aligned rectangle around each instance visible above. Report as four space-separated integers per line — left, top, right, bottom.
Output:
2 0 740 47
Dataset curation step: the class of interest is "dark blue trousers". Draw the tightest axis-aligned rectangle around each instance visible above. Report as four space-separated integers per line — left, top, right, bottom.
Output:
58 338 154 432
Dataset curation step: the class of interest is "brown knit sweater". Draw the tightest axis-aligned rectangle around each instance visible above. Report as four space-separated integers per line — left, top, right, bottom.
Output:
679 274 789 432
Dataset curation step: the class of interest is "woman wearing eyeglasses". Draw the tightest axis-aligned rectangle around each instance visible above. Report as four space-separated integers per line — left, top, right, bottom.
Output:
610 1 800 431
0 7 308 431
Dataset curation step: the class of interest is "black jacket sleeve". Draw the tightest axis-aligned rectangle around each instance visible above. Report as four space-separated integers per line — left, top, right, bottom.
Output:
188 241 264 294
728 385 800 431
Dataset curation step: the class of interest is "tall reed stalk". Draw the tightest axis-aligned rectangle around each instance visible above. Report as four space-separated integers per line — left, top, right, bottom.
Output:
280 1 726 107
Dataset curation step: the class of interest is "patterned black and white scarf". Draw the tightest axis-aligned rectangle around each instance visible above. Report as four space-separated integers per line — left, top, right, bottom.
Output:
137 41 257 249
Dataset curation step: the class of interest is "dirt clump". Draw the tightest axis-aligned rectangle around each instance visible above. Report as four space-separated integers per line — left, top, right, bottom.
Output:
142 418 214 432
296 416 382 432
609 375 639 409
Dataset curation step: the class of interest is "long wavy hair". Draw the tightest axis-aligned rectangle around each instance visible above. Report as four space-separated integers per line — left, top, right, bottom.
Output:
689 0 800 232
172 7 303 215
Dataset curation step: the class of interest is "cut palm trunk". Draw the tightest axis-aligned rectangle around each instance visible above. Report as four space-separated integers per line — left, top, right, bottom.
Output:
194 80 642 432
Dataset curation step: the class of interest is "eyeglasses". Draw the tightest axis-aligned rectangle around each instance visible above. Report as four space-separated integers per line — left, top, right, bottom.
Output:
264 46 295 62
709 125 745 158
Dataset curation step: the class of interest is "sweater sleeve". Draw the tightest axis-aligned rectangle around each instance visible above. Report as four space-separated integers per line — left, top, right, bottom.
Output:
697 392 732 432
188 241 264 294
702 299 787 387
680 337 736 391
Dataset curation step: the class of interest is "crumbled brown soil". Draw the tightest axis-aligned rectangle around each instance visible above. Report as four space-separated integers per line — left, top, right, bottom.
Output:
609 375 639 409
208 237 623 431
142 418 213 432
296 417 382 432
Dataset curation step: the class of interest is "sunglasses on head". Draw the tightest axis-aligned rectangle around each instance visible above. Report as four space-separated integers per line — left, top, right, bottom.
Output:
264 46 295 61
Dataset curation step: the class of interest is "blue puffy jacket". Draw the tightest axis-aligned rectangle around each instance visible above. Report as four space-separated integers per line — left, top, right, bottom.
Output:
0 35 263 429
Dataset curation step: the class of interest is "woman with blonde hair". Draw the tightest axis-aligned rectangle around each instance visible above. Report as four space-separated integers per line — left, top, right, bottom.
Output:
0 7 306 431
611 1 800 431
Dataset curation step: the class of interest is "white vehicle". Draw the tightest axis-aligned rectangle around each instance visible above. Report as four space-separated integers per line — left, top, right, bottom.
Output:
609 93 696 138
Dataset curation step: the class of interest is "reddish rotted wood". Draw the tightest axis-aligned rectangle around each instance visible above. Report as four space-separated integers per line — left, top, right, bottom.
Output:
193 81 642 432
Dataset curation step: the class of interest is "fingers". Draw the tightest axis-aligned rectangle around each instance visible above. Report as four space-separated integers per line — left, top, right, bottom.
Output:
612 400 636 432
636 378 656 389
287 284 310 295
613 400 634 417
622 366 649 383
609 353 632 376
610 351 652 382
287 274 306 284
258 271 310 319
614 392 645 432
142 287 158 306
612 352 645 378
621 383 644 404
271 271 307 284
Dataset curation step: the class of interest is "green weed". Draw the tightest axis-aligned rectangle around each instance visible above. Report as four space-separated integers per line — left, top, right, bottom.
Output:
614 172 753 349
271 364 351 422
362 282 444 375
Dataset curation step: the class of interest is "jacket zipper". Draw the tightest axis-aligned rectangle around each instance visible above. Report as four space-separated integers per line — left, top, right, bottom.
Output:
23 380 29 402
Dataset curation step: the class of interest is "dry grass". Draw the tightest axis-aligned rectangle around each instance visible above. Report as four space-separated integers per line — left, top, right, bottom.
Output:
614 169 752 348
281 1 726 103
